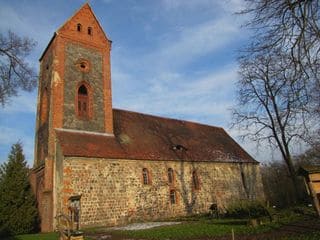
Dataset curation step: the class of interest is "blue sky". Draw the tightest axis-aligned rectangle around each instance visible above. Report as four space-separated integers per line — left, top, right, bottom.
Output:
0 0 286 166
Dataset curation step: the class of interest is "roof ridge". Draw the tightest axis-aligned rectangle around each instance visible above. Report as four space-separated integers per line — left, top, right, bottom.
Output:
113 108 224 130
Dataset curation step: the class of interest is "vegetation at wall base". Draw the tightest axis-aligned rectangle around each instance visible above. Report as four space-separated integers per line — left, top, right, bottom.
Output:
0 142 39 237
5 206 320 240
82 205 319 240
225 200 271 220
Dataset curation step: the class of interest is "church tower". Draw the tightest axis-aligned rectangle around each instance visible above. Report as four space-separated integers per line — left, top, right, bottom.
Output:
35 3 113 167
32 3 113 231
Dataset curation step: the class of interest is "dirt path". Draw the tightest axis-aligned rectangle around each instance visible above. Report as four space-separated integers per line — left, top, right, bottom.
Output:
85 217 320 240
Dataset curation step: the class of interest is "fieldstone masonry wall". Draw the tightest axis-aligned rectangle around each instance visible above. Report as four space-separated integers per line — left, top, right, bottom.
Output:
57 158 264 227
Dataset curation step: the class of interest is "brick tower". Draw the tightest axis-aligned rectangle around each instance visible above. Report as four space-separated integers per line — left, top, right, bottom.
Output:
31 3 113 231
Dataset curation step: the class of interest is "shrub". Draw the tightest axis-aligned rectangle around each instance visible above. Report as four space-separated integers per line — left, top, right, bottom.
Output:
226 201 271 219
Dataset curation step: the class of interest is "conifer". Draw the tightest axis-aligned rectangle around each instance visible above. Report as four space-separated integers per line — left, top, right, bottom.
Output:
0 142 39 236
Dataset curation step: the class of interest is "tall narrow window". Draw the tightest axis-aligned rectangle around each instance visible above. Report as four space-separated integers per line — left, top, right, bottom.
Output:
168 168 174 185
170 190 176 204
77 85 89 118
88 27 92 35
77 23 82 32
192 170 200 190
142 168 150 185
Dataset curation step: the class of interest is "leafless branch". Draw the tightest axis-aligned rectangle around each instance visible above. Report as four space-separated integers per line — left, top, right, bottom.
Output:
0 31 37 106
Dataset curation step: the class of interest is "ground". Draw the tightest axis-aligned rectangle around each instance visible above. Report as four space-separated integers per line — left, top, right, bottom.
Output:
85 216 320 240
11 206 320 240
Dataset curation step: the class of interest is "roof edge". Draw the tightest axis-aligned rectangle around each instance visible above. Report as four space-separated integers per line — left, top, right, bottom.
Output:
55 128 114 137
39 33 56 61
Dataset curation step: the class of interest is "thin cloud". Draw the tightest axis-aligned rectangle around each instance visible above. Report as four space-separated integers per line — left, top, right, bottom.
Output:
113 64 238 126
143 18 241 71
0 92 37 114
0 126 34 166
161 0 245 13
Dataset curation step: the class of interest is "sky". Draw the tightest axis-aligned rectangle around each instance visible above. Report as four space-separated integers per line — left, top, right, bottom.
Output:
0 0 291 166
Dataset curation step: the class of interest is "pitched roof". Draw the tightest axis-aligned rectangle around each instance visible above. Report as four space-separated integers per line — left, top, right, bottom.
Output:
55 109 257 163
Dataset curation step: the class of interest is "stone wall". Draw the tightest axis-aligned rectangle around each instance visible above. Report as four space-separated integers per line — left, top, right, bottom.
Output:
57 157 264 227
63 43 105 132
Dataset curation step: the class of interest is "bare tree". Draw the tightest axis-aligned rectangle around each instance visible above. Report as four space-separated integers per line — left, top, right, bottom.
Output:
232 51 314 199
239 0 320 117
0 31 37 106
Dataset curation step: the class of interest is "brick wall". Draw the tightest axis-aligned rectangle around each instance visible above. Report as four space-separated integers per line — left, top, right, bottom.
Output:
57 158 264 227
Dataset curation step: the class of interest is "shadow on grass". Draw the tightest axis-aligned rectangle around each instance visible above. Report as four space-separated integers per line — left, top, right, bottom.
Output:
1 236 19 240
211 219 248 225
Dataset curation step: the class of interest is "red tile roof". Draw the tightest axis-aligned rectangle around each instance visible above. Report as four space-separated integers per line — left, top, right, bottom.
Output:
55 109 257 163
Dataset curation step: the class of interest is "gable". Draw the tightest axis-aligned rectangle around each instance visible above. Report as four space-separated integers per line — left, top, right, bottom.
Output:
58 3 110 47
56 109 257 163
39 3 111 61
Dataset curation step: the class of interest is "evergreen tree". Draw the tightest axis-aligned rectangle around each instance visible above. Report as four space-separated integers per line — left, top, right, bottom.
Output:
0 142 39 236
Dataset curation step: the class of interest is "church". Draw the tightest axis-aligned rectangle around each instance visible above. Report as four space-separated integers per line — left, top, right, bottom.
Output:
30 3 264 232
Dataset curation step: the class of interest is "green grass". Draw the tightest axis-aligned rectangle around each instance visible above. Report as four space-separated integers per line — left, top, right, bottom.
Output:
109 219 276 240
7 206 319 240
104 207 318 240
3 232 93 240
2 232 58 240
277 231 320 240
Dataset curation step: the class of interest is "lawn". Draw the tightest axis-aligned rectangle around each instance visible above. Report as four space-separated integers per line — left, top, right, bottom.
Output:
6 206 320 240
3 232 93 240
111 221 271 239
106 217 320 240
108 219 271 239
2 232 58 240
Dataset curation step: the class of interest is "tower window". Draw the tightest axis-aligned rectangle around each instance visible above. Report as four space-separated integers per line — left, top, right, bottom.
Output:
170 190 177 204
88 27 92 35
77 84 89 118
168 168 174 185
77 23 82 32
142 168 150 185
76 59 90 72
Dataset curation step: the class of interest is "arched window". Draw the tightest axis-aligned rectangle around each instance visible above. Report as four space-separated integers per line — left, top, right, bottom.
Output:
77 23 82 32
168 168 174 185
88 27 92 35
77 84 89 118
170 190 176 204
192 170 200 190
142 168 150 185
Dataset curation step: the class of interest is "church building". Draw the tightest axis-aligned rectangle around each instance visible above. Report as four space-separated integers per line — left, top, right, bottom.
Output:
31 3 264 232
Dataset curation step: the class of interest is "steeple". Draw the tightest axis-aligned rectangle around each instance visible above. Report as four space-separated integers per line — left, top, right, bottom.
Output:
35 2 113 166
